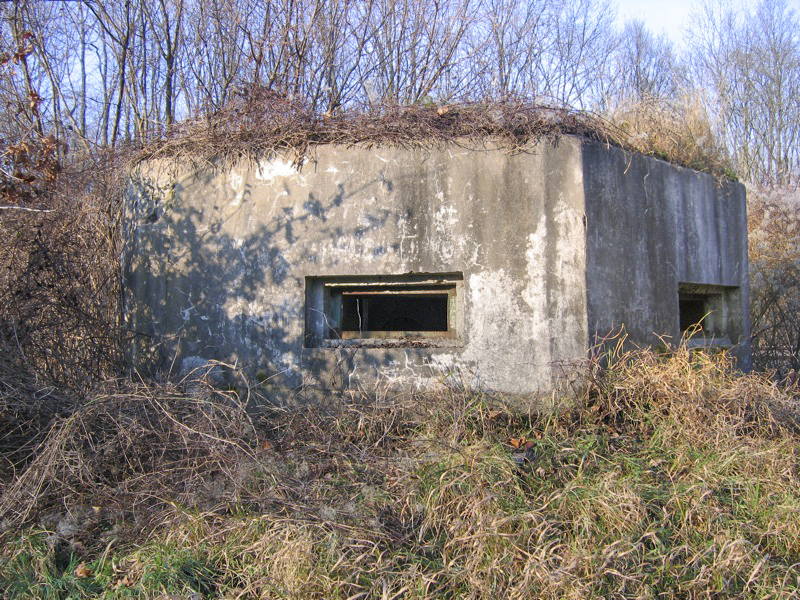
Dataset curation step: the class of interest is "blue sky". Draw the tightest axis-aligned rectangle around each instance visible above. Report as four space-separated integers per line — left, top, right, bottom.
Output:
615 0 800 47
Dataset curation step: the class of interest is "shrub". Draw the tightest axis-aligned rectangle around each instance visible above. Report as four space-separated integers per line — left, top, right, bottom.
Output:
748 184 800 376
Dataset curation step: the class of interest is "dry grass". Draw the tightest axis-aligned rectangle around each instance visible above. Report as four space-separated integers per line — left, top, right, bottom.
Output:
591 339 800 445
0 337 72 485
1 348 799 598
0 375 265 534
602 94 733 178
139 92 735 179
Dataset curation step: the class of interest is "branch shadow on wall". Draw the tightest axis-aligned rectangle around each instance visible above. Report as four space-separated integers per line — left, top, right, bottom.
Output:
123 162 437 404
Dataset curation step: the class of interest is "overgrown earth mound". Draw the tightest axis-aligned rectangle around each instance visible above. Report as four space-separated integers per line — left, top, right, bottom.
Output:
141 95 732 178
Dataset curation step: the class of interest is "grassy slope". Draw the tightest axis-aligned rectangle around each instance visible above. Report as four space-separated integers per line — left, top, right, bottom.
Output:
1 346 799 599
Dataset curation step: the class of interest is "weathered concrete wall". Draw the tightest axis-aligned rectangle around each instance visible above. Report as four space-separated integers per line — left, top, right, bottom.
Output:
123 139 589 399
124 136 751 401
582 141 751 367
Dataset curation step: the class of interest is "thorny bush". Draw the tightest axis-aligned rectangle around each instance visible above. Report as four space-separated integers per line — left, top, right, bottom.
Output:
748 184 800 377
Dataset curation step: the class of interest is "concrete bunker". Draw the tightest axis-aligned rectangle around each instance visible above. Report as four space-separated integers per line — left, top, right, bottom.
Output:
123 135 751 400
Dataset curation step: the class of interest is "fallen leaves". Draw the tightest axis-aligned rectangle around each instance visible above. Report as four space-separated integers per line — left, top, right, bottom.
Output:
73 561 92 578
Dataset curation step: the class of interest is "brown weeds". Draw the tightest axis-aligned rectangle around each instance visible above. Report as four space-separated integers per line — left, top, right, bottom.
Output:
0 374 268 535
1 350 800 597
603 94 733 178
590 342 800 444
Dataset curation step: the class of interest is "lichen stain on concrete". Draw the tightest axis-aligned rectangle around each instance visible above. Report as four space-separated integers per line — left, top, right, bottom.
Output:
552 199 584 275
397 217 419 265
522 217 551 368
428 352 455 370
550 198 589 359
255 158 300 182
465 270 548 393
432 203 459 263
231 297 305 382
228 170 244 206
523 216 548 315
359 350 453 392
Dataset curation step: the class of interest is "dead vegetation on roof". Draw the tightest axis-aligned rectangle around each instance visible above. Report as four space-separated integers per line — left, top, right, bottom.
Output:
140 91 735 178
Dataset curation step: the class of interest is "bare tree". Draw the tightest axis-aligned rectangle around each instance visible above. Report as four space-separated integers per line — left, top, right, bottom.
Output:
468 0 553 100
0 0 795 180
538 0 617 108
687 0 800 185
83 0 140 147
361 0 475 106
180 0 244 114
305 0 374 113
467 0 616 107
141 0 185 128
748 185 800 374
600 18 680 109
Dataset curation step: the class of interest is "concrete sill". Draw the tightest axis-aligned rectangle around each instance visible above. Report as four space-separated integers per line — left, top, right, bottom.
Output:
318 337 464 349
685 336 733 349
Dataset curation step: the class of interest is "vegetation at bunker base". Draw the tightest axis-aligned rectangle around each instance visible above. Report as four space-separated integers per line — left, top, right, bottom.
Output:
1 346 800 598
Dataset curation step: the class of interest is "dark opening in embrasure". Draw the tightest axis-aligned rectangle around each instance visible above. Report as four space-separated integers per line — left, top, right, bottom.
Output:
341 292 449 333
